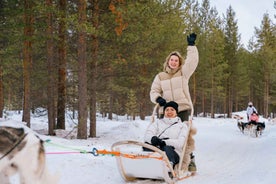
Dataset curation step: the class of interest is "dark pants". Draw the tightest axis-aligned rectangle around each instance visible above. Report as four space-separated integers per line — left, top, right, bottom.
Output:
143 144 179 167
162 145 180 167
159 110 190 122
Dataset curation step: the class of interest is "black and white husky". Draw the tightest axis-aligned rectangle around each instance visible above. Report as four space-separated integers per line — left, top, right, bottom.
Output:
237 121 249 133
237 120 265 137
0 126 58 184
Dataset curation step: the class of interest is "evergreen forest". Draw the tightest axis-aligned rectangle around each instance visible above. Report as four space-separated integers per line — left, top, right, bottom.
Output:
0 0 275 138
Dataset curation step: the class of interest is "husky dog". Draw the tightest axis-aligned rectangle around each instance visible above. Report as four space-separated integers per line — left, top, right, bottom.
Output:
254 122 265 137
0 126 58 184
237 121 249 133
237 121 265 137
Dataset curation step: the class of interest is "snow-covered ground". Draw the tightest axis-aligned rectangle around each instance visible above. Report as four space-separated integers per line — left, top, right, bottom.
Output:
1 111 276 184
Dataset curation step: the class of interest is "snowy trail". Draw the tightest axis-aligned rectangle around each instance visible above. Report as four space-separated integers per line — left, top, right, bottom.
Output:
49 118 275 184
4 114 276 184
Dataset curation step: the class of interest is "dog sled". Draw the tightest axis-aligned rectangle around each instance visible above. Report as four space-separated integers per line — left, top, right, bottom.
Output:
111 104 196 184
237 119 265 138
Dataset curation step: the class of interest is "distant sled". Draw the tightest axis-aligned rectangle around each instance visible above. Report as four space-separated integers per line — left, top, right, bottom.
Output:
237 120 265 137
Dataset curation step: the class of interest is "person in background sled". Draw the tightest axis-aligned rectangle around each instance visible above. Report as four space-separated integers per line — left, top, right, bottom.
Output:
249 111 266 131
150 33 199 122
246 102 257 121
249 111 259 124
144 101 188 169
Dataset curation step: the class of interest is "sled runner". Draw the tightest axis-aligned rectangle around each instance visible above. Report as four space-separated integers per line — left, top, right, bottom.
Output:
111 105 195 184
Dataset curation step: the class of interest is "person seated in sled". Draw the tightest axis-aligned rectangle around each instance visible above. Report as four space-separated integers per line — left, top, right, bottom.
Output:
144 101 188 169
246 102 258 121
249 111 259 125
249 111 265 131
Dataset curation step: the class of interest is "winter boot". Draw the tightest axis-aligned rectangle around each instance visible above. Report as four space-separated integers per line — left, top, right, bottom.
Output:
188 153 197 172
168 162 174 178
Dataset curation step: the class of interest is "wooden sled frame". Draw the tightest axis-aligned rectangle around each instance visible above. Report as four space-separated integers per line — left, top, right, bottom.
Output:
111 140 176 183
111 104 194 184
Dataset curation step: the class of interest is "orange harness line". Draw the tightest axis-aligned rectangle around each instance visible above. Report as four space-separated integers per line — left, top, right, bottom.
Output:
96 149 163 160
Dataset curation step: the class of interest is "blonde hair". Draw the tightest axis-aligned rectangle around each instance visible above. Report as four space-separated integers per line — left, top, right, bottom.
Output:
165 51 184 66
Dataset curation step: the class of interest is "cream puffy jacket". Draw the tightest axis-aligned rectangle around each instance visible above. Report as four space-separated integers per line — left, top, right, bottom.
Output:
144 117 188 156
150 46 199 115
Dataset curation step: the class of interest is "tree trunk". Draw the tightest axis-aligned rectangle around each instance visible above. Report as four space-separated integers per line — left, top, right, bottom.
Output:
46 0 56 135
88 0 99 138
22 0 34 127
264 77 269 118
211 57 214 118
211 82 214 118
0 65 3 118
202 91 205 117
77 0 88 139
57 0 66 129
227 78 233 118
139 89 147 120
108 93 113 120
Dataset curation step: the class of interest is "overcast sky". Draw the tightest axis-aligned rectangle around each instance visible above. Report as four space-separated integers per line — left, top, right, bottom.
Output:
208 0 275 46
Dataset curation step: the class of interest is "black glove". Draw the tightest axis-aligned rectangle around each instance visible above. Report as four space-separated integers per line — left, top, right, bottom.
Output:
187 33 197 46
151 136 166 148
156 97 166 106
159 140 166 148
151 136 160 146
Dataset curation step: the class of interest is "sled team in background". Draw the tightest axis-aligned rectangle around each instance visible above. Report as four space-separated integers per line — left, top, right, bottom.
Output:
237 101 266 137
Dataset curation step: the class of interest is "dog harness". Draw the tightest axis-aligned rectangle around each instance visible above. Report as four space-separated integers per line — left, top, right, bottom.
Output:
0 127 28 160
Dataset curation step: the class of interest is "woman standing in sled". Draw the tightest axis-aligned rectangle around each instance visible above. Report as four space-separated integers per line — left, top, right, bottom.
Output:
144 101 187 169
150 33 199 122
246 102 257 121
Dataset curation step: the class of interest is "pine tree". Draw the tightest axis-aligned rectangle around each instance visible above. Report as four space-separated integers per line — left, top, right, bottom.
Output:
87 0 100 138
57 0 67 130
46 0 56 135
0 0 5 118
77 0 88 139
22 0 35 127
223 6 240 117
255 14 276 117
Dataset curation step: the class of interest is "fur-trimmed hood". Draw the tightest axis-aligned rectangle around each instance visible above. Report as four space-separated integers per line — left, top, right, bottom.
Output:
163 51 184 74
